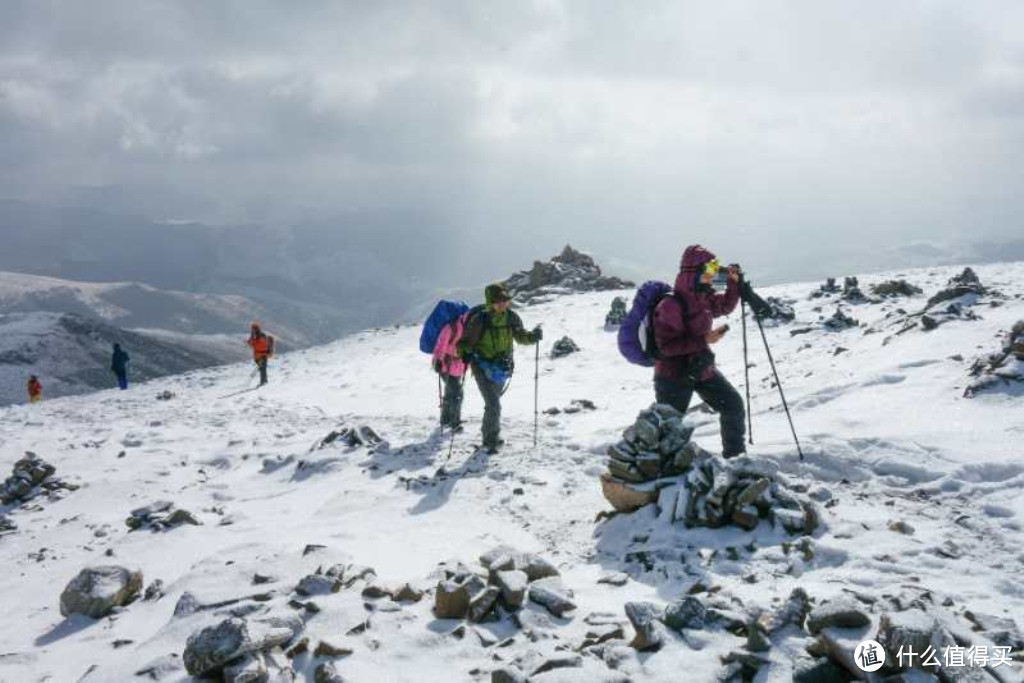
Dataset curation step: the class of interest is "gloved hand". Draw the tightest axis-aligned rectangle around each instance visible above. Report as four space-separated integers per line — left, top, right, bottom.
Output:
532 326 544 342
432 359 442 373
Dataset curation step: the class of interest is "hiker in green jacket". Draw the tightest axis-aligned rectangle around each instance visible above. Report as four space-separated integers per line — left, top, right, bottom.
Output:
459 283 542 453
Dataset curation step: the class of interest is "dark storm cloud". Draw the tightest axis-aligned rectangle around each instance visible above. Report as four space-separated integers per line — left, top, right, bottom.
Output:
2 0 1024 284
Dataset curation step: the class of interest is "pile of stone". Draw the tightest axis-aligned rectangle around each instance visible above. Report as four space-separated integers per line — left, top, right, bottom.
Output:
840 276 870 303
871 279 923 298
60 565 144 618
434 547 573 624
810 278 842 298
822 308 859 331
601 405 820 535
182 614 303 681
761 297 796 323
964 320 1024 397
502 245 634 303
125 500 202 532
156 390 175 401
550 336 580 359
605 297 628 327
926 266 988 309
1 452 77 506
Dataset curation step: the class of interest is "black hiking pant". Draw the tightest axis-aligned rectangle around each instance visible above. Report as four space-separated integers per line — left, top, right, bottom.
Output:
115 370 128 390
257 357 268 386
471 364 503 449
441 373 464 428
655 370 746 458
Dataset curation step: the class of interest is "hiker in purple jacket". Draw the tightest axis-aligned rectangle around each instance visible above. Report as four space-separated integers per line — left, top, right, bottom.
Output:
653 244 746 458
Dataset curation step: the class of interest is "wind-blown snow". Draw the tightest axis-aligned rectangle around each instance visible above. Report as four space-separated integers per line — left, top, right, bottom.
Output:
1 262 1022 682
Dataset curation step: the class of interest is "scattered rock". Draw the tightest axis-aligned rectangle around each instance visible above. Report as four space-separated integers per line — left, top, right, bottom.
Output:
625 602 664 651
597 572 629 587
313 661 345 683
888 520 915 535
182 617 294 678
435 579 472 620
871 280 923 298
806 599 871 635
532 653 583 675
313 640 353 657
663 596 707 631
528 577 577 618
155 390 175 401
295 574 340 597
491 667 529 683
551 336 581 359
143 579 165 602
60 565 143 618
495 570 528 610
126 501 201 532
134 653 183 680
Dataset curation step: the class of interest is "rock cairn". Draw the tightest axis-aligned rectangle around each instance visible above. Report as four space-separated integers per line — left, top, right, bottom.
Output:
550 336 580 359
810 278 841 298
601 405 820 535
502 245 634 303
926 267 988 309
605 297 628 327
1 452 77 506
822 308 859 331
126 500 202 532
434 547 573 623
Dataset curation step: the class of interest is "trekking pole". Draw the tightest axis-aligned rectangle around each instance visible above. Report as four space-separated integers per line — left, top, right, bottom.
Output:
445 373 467 461
752 313 805 461
533 341 540 447
438 374 444 432
741 298 753 445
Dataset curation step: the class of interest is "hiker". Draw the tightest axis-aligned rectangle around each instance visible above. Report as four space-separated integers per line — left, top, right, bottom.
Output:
111 343 130 390
458 283 542 453
27 375 42 403
653 245 746 458
432 310 469 432
246 322 273 386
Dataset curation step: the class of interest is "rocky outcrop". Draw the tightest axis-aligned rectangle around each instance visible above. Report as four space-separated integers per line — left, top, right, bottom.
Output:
182 616 300 678
502 245 634 303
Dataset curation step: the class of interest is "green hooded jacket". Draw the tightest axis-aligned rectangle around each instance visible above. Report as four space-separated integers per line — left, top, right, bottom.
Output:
459 304 537 361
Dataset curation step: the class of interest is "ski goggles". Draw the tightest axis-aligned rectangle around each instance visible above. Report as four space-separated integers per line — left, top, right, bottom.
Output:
703 259 720 276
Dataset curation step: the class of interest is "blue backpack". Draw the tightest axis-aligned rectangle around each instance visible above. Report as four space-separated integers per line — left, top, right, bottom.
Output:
617 281 681 367
419 300 470 354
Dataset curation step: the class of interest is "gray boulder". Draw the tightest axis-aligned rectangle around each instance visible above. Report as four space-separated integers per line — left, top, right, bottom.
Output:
625 601 664 651
663 596 707 631
183 617 294 678
806 599 871 635
314 662 346 683
528 577 576 618
59 566 143 618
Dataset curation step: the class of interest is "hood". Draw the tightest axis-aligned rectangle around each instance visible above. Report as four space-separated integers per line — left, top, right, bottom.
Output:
680 245 716 271
675 244 717 294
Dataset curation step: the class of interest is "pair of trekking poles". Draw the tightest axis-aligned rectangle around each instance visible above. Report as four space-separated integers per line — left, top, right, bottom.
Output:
438 342 542 461
736 271 805 461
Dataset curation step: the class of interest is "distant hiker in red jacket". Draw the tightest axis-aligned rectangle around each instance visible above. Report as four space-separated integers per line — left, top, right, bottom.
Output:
246 322 274 386
653 245 746 458
27 375 42 403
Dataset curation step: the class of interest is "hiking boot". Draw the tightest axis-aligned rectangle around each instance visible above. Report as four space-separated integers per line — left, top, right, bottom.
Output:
484 438 505 454
722 449 745 460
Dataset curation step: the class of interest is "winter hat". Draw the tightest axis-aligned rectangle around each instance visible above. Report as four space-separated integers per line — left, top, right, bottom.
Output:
485 283 511 306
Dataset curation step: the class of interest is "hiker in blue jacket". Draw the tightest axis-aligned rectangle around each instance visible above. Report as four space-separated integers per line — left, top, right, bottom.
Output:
111 343 130 390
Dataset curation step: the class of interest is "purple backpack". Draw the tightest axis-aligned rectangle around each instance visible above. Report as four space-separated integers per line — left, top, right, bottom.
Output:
617 281 674 366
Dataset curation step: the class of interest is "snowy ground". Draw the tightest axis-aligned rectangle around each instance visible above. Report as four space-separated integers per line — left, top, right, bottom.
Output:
1 262 1023 682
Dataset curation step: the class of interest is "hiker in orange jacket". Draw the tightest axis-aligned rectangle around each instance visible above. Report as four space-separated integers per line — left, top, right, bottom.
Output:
246 322 274 386
27 375 42 403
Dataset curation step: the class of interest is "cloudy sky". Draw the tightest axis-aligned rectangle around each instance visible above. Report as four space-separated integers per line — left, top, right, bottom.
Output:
2 1 1024 285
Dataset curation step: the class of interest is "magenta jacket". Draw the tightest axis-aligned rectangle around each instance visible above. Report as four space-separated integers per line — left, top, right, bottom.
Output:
432 313 468 378
654 245 739 382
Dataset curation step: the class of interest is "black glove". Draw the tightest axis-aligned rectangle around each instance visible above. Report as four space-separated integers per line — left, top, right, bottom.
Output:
532 326 544 342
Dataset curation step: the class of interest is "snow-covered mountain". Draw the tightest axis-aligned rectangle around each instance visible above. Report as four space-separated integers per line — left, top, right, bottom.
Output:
0 271 309 348
0 312 233 406
0 261 1022 682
